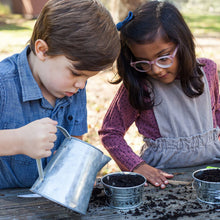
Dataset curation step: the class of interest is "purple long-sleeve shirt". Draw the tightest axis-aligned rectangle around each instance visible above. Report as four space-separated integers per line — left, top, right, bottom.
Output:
99 58 220 171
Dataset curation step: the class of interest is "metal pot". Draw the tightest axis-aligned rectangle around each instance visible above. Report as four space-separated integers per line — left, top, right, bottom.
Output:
101 172 146 209
31 126 111 214
192 168 220 204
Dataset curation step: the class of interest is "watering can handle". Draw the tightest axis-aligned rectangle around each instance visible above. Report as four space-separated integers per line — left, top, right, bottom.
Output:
36 158 44 180
56 125 71 138
35 125 71 180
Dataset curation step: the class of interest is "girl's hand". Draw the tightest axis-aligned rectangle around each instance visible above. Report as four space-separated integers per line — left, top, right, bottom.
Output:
17 118 58 159
133 162 174 189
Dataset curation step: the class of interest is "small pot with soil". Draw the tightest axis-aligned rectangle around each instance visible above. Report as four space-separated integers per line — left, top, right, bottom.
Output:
101 172 146 209
192 168 220 204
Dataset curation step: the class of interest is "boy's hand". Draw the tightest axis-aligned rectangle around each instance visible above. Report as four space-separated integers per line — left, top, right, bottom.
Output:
18 118 58 159
133 162 174 189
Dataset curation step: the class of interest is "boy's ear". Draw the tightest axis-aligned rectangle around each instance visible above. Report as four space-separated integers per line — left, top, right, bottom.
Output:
35 39 49 61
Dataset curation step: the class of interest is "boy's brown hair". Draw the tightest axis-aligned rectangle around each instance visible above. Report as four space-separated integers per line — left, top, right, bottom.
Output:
30 0 120 71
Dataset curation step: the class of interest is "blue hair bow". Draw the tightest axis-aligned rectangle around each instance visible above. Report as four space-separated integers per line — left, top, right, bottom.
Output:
116 11 133 31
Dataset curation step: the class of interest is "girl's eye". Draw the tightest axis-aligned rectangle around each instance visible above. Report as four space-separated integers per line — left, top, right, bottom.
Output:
159 57 169 62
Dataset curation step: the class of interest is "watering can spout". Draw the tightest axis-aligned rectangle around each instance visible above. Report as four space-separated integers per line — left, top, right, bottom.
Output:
99 154 111 171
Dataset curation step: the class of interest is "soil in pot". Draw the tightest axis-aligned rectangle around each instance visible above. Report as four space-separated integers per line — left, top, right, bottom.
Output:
195 169 220 182
103 174 145 187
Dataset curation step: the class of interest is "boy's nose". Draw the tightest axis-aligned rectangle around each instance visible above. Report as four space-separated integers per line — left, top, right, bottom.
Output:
75 80 86 89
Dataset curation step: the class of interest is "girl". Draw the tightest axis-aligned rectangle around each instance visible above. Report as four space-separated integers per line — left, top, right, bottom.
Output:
99 0 220 189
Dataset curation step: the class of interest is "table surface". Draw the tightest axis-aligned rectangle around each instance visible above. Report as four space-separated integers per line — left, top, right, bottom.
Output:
0 163 220 220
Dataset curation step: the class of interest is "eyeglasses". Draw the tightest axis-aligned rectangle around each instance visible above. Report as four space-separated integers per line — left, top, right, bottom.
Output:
130 46 179 72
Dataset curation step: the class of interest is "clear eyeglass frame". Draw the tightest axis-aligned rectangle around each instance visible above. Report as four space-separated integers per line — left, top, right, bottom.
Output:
130 46 179 72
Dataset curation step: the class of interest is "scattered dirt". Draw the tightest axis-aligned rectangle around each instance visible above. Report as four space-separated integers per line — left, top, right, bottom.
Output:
194 169 220 182
88 183 220 219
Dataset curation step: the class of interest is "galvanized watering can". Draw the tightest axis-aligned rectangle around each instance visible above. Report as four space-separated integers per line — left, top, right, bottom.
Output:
31 126 111 215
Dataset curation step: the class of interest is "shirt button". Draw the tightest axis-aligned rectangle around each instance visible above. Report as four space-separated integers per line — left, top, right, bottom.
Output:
68 115 73 121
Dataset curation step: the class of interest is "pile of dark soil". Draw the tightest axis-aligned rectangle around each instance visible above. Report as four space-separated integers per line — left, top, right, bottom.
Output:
102 173 145 187
195 169 220 182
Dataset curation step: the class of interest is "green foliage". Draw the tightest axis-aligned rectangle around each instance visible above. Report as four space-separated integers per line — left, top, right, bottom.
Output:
169 0 220 15
0 14 35 56
0 3 10 15
183 13 220 36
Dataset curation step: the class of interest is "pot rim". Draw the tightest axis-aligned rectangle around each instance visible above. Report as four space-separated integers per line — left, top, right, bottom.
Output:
192 168 220 184
101 171 146 189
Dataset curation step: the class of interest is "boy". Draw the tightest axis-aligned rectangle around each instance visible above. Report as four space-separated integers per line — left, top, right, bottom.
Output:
0 0 120 188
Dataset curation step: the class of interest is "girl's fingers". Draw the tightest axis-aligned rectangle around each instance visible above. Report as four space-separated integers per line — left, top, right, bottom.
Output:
148 174 172 188
161 171 174 178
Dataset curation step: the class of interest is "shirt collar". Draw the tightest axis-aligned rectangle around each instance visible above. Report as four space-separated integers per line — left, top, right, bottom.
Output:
17 46 43 102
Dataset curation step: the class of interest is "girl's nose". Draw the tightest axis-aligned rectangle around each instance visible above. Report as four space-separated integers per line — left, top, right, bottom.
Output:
152 64 163 75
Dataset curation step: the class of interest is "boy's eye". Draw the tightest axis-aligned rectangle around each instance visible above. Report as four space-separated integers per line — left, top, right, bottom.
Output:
71 71 81 76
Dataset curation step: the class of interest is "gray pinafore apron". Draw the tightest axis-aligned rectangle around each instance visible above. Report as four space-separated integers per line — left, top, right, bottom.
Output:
141 68 220 168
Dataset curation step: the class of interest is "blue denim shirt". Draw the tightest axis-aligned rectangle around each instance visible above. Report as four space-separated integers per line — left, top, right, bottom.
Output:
0 46 88 188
